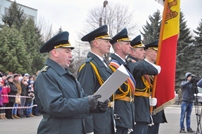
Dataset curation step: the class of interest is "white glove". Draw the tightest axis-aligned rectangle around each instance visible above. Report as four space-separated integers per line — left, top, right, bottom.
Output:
87 132 94 134
149 97 157 106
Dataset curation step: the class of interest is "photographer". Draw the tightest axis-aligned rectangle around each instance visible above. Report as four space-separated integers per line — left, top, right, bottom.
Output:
179 72 196 133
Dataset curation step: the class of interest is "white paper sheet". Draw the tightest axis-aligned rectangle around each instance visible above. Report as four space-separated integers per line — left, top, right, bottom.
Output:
94 64 130 102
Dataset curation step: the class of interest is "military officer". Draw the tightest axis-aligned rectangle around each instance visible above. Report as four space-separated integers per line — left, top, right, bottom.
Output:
126 35 161 134
144 40 167 134
34 31 108 134
77 25 115 134
109 28 135 134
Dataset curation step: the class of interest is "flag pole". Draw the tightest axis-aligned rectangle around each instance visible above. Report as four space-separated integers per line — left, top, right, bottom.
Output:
150 0 168 113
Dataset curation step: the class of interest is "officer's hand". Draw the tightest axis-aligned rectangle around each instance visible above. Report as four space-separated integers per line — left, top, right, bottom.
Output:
149 97 157 106
87 94 101 110
98 99 109 112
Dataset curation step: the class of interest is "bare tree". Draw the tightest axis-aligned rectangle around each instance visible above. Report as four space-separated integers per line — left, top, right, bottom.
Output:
79 2 139 39
70 2 139 75
37 17 56 42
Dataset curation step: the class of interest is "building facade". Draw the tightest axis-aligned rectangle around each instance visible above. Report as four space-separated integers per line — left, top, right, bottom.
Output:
0 0 37 25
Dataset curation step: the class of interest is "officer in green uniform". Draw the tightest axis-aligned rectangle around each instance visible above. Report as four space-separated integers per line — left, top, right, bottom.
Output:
109 28 135 134
126 35 161 134
77 25 115 134
34 31 108 134
144 40 167 134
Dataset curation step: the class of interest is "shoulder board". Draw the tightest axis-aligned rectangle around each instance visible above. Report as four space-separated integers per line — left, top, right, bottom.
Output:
78 58 93 72
85 57 93 63
127 58 136 63
126 58 132 62
41 66 49 72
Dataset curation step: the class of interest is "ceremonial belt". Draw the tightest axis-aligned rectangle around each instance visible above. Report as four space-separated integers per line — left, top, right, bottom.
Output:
109 60 136 101
134 91 150 97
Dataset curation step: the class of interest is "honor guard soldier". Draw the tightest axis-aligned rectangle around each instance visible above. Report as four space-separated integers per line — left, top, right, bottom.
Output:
77 25 115 134
145 40 167 134
109 28 136 134
34 31 108 134
126 35 161 134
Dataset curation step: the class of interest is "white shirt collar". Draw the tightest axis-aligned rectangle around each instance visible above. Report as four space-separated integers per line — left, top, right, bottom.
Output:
114 53 126 62
90 51 105 61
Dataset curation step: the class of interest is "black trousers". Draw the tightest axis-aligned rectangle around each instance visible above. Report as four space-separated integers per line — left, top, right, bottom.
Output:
132 122 148 134
116 126 128 134
5 102 14 119
147 123 160 134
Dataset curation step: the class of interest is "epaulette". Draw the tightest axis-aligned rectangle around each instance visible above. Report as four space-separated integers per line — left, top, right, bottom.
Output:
85 57 93 63
127 58 136 63
41 65 49 72
78 58 93 72
126 58 132 62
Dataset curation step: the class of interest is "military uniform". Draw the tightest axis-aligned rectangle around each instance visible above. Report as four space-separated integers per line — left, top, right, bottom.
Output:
110 54 135 134
34 32 91 134
127 56 159 134
34 59 89 134
148 110 167 134
109 28 135 134
78 52 114 134
145 40 167 134
126 35 161 134
77 25 115 134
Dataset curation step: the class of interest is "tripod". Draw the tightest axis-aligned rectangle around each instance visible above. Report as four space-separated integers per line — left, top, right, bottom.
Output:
195 96 202 134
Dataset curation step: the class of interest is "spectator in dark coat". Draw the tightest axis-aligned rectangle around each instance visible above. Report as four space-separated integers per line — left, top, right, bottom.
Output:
6 75 18 119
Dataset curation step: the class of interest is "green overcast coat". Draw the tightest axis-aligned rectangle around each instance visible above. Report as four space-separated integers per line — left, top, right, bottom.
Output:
34 58 89 134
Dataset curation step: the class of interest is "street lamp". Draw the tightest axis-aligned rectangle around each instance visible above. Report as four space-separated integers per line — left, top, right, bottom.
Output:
99 0 108 27
103 0 108 7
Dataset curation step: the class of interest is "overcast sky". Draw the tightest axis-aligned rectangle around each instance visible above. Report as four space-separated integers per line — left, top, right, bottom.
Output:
15 0 202 43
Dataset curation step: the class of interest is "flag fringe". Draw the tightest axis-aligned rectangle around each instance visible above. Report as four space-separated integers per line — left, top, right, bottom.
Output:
153 98 175 114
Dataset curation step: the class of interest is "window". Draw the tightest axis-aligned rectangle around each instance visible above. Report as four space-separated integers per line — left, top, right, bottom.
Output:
28 15 34 21
4 7 8 15
25 14 35 21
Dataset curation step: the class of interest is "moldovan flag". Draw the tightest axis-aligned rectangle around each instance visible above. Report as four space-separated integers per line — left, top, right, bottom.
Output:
152 0 180 114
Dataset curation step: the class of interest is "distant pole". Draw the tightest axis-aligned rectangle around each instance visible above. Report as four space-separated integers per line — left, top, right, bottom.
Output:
99 0 108 27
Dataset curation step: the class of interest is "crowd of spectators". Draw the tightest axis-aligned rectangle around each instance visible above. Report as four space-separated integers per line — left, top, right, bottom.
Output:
0 72 41 119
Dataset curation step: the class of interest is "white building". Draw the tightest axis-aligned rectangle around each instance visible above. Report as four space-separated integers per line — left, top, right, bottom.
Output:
0 0 37 25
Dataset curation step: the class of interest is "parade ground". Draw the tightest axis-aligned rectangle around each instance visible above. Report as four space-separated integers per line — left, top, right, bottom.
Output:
0 104 202 134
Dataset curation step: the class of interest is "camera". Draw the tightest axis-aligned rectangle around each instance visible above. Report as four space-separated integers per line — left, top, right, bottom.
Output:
191 75 201 83
191 75 201 93
191 75 201 82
